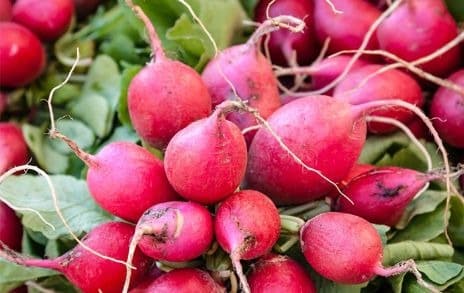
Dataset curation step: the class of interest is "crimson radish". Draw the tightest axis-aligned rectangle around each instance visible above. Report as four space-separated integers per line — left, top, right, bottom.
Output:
0 202 23 251
0 122 29 174
0 0 12 21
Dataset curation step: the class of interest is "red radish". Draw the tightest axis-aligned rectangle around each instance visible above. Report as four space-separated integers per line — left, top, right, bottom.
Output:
164 106 247 204
0 202 22 251
0 123 29 174
12 0 74 41
130 268 225 293
327 163 375 199
333 64 423 133
246 95 367 205
376 0 461 77
126 1 211 149
430 69 464 148
313 0 381 54
406 116 432 141
215 190 280 293
0 22 46 87
248 254 316 293
0 222 152 293
254 0 318 66
129 265 164 293
0 0 12 21
73 0 100 19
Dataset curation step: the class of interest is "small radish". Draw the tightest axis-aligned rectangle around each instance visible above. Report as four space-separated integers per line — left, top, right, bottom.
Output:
215 189 281 293
430 69 464 148
0 0 12 21
0 202 23 251
126 0 211 149
164 104 247 204
248 253 316 293
0 22 46 87
327 163 375 199
12 0 74 41
0 123 29 174
0 222 152 293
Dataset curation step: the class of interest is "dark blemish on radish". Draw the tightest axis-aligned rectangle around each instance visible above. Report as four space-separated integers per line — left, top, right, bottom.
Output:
375 182 404 198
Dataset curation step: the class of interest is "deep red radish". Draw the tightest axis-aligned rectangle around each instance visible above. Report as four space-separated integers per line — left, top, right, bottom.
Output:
0 202 23 251
407 116 432 141
254 0 318 66
215 190 280 293
9 285 27 293
333 64 423 133
313 0 381 54
0 92 7 117
0 0 12 21
430 69 464 148
164 107 247 204
327 163 375 199
246 95 367 205
376 0 461 77
0 222 152 293
126 1 211 150
73 0 100 19
12 0 74 41
129 265 164 293
0 22 46 87
0 123 29 174
335 167 433 226
130 268 225 293
248 254 316 293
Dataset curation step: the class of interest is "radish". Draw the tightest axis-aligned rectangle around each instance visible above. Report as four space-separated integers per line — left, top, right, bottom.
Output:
0 123 29 175
125 0 212 149
254 0 318 66
129 265 164 293
164 104 247 204
430 69 464 148
0 222 152 293
0 22 46 87
215 189 280 293
0 202 23 251
0 0 12 21
12 0 74 41
376 0 461 77
248 253 316 293
327 163 375 199
300 212 438 291
333 64 423 133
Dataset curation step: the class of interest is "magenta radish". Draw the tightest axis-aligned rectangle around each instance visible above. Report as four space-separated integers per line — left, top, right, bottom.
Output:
0 123 29 174
333 64 423 133
313 0 381 54
430 69 464 148
215 189 280 293
376 0 461 77
0 22 46 87
0 202 23 251
248 253 316 293
0 222 152 293
246 95 367 205
254 0 318 66
126 1 211 149
164 106 247 204
0 0 12 21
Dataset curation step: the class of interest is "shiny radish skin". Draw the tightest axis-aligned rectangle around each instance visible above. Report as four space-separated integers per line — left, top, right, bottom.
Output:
0 123 29 174
254 0 318 66
12 0 74 41
248 254 316 293
336 167 429 226
164 112 247 204
376 0 461 77
0 0 12 21
430 69 464 148
246 96 367 205
0 22 46 88
0 202 23 251
86 142 178 222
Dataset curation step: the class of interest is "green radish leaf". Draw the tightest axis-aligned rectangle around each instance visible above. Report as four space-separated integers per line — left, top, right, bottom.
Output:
416 261 463 285
30 275 79 293
49 120 95 155
449 196 464 247
374 224 391 246
445 0 464 22
239 0 259 16
0 260 57 293
359 132 409 164
70 93 110 138
382 241 454 266
117 65 142 127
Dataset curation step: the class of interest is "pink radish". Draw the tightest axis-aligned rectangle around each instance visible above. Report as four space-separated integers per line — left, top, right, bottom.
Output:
215 189 280 293
0 202 23 251
0 0 12 21
0 122 29 174
248 253 316 293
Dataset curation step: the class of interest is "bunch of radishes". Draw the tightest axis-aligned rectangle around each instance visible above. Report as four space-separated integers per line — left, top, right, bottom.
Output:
1 0 464 292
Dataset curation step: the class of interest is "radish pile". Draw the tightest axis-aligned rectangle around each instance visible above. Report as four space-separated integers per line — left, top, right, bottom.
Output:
1 0 464 292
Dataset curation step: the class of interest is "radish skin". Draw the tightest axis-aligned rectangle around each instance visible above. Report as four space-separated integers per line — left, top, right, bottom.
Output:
0 123 29 175
0 202 23 251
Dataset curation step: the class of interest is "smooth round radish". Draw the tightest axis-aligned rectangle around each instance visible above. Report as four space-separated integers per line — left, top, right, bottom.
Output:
430 69 464 148
335 167 431 226
0 0 12 21
0 123 29 174
215 190 280 293
246 95 367 205
1 222 152 293
130 268 225 293
376 0 461 77
0 202 23 251
333 64 423 133
164 108 247 204
0 22 46 87
248 254 316 293
313 0 381 54
254 0 318 66
327 163 375 199
73 0 100 18
12 0 74 41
